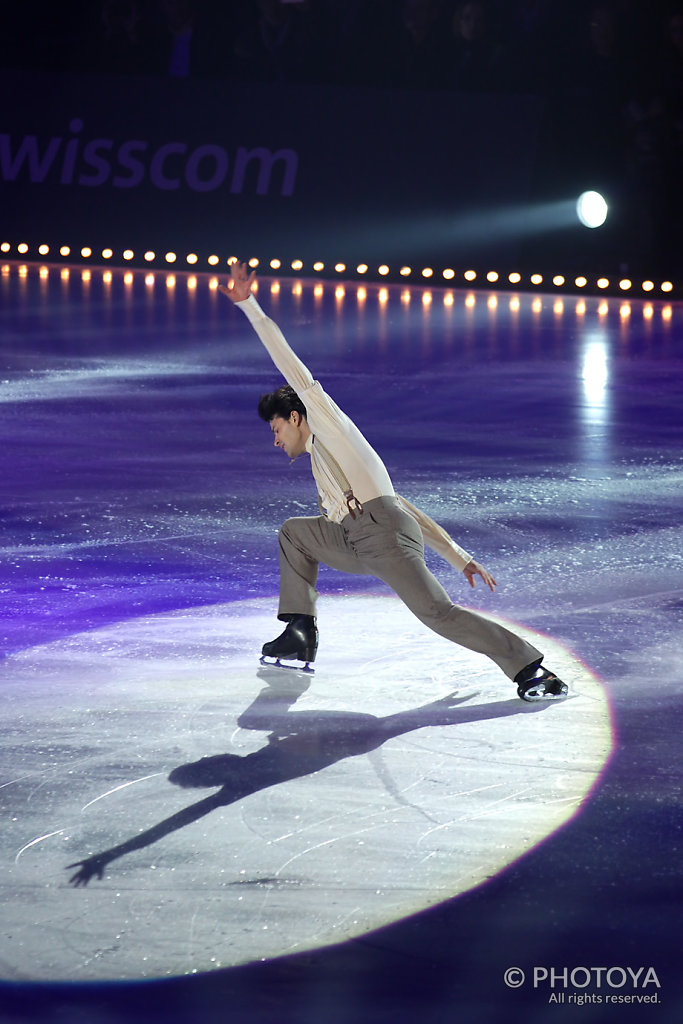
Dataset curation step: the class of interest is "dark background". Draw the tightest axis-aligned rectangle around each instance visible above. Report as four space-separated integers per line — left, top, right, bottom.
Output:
2 0 683 278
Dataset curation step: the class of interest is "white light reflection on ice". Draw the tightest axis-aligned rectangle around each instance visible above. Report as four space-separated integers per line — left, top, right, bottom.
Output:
579 330 611 465
581 332 609 405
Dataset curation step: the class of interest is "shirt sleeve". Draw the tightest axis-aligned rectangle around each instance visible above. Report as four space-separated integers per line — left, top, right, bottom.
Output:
235 294 314 394
396 495 473 572
235 293 395 515
234 293 376 448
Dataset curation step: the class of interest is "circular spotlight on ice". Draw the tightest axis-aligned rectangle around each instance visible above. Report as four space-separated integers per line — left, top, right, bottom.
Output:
576 191 608 228
0 597 611 982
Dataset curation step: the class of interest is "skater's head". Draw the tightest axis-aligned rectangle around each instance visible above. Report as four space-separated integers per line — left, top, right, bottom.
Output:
258 385 307 423
258 385 310 459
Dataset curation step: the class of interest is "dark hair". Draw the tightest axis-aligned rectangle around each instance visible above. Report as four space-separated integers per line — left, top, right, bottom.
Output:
257 384 307 422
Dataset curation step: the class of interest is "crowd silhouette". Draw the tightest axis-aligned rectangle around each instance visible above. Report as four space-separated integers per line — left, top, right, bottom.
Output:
0 1 680 101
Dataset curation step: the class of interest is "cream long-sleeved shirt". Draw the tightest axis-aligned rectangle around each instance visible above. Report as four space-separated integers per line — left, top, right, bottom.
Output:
236 294 472 572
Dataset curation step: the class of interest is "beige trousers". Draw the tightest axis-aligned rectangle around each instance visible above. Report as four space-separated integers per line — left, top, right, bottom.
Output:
276 496 542 681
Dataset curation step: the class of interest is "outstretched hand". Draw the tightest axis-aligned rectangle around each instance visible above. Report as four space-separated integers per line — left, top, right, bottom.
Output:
463 559 497 592
218 261 256 302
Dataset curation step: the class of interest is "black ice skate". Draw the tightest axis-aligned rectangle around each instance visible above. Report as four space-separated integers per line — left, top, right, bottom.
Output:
260 614 318 673
514 662 568 702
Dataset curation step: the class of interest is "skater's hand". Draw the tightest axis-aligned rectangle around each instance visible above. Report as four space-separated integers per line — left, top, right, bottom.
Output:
219 261 256 303
463 559 497 592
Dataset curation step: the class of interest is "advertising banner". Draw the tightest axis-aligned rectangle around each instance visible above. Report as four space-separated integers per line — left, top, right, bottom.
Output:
1 69 541 268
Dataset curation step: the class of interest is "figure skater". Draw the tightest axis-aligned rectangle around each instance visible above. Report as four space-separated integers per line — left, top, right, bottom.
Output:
220 262 567 702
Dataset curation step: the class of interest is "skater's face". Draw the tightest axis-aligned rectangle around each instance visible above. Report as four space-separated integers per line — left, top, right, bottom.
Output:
269 412 309 459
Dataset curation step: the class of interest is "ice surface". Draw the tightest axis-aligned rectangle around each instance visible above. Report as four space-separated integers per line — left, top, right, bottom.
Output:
0 262 680 1018
1 596 609 981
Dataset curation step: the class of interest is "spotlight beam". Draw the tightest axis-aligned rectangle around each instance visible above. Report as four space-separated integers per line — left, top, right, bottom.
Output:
313 200 583 262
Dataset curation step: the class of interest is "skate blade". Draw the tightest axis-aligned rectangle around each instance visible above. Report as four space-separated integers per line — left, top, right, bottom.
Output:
259 656 315 674
520 682 568 702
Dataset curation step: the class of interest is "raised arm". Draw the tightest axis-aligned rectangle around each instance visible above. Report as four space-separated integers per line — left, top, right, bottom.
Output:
219 262 316 396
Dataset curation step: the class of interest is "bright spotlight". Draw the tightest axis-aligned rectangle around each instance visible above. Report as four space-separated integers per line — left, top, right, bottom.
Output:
576 191 608 228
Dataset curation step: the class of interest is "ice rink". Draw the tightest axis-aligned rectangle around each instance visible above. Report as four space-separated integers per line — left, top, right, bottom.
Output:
0 262 680 1022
